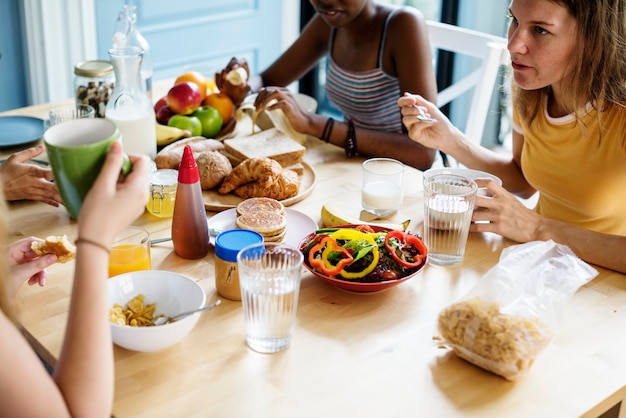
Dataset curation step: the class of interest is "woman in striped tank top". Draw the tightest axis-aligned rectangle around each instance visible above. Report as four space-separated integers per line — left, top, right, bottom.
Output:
216 0 438 170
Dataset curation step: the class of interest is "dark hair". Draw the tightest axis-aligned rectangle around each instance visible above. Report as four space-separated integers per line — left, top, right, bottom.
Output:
513 0 626 125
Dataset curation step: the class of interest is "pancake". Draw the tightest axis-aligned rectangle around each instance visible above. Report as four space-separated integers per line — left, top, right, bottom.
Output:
262 229 287 243
235 210 287 237
236 197 285 216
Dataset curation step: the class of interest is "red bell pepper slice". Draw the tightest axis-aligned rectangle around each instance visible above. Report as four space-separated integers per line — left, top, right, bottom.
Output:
383 230 427 268
308 236 354 276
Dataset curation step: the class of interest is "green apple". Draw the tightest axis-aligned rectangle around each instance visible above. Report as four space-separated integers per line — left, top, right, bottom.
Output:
193 105 223 138
168 114 202 137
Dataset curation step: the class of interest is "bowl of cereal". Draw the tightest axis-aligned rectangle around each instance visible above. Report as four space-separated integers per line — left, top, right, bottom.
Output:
107 270 206 352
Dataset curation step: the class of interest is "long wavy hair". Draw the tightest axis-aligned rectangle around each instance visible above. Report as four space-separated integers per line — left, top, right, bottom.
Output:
512 0 626 126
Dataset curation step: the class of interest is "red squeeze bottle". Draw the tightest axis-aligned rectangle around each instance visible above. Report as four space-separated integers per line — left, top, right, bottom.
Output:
171 144 210 259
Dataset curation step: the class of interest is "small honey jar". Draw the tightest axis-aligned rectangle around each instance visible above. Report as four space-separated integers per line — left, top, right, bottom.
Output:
147 169 177 218
214 230 264 301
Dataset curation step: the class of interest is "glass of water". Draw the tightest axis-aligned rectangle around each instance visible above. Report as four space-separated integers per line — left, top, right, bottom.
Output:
237 242 304 353
423 174 477 266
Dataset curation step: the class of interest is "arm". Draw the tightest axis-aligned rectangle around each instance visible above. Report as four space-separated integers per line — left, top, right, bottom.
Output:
0 145 62 206
472 179 626 273
0 142 149 417
53 142 149 416
399 93 535 194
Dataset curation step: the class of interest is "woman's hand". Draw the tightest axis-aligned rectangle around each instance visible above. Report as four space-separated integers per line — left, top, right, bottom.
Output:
253 87 315 135
470 179 542 243
0 145 62 206
6 237 57 295
215 57 251 106
398 93 459 154
77 142 150 247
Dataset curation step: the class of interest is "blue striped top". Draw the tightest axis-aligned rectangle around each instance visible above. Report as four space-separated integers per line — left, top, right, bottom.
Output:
325 8 403 133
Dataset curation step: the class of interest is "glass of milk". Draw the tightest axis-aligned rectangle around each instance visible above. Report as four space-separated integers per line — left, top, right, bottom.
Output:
361 158 405 217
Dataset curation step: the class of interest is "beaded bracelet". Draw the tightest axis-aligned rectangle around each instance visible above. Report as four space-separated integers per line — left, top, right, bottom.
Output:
320 117 335 143
74 237 111 254
344 120 356 158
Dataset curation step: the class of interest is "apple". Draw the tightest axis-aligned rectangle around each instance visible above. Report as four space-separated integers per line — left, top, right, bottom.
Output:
168 114 202 137
193 105 223 138
156 104 176 125
154 96 168 114
167 82 202 115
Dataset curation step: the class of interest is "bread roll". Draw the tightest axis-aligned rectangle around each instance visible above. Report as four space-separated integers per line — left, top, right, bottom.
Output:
155 137 224 169
196 151 232 190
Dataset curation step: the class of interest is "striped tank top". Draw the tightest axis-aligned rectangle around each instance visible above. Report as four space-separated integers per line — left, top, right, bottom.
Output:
325 8 403 133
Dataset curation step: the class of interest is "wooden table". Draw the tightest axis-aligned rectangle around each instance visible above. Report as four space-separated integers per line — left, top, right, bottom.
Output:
2 90 626 418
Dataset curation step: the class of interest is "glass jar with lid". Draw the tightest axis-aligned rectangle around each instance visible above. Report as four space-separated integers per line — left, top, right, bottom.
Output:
74 60 115 118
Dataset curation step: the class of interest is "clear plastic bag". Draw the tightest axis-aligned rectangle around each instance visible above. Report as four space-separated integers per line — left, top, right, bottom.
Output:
437 240 598 380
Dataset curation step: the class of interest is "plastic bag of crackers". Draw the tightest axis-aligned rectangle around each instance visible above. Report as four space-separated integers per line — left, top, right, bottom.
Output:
436 240 598 380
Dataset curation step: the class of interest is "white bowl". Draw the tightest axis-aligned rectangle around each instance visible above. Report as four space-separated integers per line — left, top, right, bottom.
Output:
107 270 206 352
423 167 502 196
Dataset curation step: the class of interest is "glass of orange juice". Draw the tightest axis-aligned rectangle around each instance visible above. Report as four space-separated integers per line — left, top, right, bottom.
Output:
108 227 151 278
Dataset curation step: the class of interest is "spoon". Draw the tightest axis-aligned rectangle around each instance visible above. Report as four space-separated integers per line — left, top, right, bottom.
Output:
153 299 222 325
150 228 223 245
414 104 436 124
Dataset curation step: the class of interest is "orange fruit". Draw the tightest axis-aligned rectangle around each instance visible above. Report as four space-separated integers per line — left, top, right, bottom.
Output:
203 93 234 124
175 71 208 101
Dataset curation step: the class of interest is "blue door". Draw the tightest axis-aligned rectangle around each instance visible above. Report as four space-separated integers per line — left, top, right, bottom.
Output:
94 1 283 82
0 0 28 111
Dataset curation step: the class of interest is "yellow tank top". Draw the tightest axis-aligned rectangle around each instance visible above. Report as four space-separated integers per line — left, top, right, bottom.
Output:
513 99 626 235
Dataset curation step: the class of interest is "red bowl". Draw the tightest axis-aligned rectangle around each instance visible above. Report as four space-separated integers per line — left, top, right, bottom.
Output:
298 224 427 293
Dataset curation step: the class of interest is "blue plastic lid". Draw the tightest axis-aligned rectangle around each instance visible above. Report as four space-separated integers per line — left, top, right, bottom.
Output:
215 229 264 262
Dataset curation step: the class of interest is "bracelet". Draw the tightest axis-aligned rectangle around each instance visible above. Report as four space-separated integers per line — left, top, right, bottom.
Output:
344 119 357 158
320 117 335 143
74 237 111 254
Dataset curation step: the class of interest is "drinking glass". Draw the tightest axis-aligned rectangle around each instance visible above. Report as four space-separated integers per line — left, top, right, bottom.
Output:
237 242 304 353
108 227 151 278
423 174 477 266
47 104 95 128
361 158 404 217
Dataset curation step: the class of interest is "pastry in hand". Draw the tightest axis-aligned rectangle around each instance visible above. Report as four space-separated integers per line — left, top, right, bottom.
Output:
218 157 282 195
234 169 300 200
31 235 76 263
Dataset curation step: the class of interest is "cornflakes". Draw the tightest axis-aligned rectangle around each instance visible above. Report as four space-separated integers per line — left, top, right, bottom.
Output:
437 297 553 381
109 294 163 327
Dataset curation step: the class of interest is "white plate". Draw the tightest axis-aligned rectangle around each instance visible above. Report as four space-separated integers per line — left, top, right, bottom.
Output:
207 207 318 248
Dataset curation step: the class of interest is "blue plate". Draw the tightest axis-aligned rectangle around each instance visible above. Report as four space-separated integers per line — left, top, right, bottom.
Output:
0 116 45 148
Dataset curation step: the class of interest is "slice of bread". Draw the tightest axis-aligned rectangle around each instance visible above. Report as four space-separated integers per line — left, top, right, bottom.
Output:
223 128 306 168
236 197 285 216
31 235 76 263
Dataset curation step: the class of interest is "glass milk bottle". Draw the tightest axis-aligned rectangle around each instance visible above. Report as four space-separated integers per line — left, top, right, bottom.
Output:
106 46 156 158
113 4 153 98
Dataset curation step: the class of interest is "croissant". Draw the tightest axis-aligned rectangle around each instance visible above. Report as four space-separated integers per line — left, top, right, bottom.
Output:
218 157 282 195
234 169 300 200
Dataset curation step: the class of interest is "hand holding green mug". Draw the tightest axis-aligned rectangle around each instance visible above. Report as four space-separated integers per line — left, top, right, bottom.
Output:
44 118 131 219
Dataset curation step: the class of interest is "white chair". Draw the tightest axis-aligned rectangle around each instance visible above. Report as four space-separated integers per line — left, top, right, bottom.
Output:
425 20 509 166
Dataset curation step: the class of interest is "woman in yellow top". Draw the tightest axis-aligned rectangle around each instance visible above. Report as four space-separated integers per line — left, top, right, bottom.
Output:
399 0 626 273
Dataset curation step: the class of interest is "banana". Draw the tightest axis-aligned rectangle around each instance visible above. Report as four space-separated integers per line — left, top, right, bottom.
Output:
156 123 191 146
320 202 410 231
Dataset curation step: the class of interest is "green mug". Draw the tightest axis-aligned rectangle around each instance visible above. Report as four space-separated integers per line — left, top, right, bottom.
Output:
44 118 130 219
